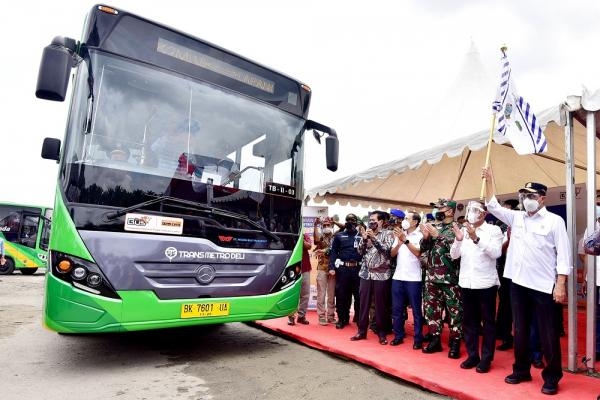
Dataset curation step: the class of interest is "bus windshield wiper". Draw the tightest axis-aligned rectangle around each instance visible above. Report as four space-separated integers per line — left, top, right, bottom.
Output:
104 195 281 243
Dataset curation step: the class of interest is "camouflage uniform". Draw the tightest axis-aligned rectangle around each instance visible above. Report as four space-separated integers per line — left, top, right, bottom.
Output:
420 222 462 340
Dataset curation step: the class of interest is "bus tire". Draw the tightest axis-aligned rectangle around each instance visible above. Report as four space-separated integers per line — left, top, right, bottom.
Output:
0 257 15 275
20 268 38 275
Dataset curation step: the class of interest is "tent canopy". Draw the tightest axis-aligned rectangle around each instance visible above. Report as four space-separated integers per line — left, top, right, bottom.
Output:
306 106 600 211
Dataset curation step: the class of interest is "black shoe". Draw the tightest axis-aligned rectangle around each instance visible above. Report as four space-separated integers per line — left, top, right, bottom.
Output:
412 342 422 350
460 357 480 369
390 338 404 346
496 340 513 351
505 373 532 384
422 336 442 353
476 361 491 373
335 321 347 329
448 338 461 359
287 316 295 326
422 333 432 342
379 337 388 345
541 382 558 395
296 316 309 325
350 333 367 341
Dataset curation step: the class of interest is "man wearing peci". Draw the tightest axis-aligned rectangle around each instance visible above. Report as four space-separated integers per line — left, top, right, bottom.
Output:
482 167 571 396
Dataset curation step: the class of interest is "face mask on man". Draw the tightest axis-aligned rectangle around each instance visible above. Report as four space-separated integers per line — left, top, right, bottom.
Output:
322 227 333 235
368 221 378 230
466 211 479 224
401 219 411 230
434 212 446 221
523 198 539 213
345 222 357 231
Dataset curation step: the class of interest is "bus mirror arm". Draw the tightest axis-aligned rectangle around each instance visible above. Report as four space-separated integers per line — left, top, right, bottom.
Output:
305 120 339 172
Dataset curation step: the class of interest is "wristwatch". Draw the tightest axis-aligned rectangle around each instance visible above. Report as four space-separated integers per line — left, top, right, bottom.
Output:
473 236 480 244
404 239 410 245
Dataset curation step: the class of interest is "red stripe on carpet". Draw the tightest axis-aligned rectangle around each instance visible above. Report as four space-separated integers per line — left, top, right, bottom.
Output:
256 310 599 400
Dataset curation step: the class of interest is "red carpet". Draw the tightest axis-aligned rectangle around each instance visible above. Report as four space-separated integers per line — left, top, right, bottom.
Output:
256 310 599 400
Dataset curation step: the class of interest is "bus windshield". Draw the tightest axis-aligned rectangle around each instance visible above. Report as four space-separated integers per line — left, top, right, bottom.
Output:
63 50 305 209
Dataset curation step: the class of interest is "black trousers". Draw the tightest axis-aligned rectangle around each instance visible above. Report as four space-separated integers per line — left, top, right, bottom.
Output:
496 276 513 342
462 286 498 364
357 278 391 338
335 266 360 324
511 282 563 384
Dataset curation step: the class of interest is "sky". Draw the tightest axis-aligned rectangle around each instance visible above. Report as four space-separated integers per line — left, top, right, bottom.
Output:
2 0 600 214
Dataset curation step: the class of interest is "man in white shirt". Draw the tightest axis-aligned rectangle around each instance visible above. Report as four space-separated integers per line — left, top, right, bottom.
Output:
482 168 571 396
389 212 424 348
450 200 503 373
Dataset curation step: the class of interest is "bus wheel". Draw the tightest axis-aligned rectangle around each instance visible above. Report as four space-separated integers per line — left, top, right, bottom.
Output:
0 258 15 275
20 268 38 275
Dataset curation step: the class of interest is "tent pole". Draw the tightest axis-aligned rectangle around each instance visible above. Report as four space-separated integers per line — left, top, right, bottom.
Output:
585 111 597 371
564 109 577 372
480 114 497 200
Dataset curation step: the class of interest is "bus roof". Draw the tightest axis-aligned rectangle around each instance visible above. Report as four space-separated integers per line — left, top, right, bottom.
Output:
83 4 312 118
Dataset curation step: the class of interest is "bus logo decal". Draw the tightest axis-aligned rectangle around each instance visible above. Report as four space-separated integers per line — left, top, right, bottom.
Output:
165 247 178 261
125 213 184 235
195 265 216 284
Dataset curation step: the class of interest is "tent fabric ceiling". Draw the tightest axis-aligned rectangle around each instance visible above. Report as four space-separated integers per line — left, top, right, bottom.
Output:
306 106 600 211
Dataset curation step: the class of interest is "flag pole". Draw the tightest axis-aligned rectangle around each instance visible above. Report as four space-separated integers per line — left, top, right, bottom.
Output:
480 45 507 200
479 114 497 200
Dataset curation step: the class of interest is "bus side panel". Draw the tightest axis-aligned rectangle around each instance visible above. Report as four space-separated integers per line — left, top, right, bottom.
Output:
4 241 46 268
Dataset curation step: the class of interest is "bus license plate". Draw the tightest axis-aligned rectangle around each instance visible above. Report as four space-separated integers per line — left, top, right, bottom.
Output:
180 302 230 319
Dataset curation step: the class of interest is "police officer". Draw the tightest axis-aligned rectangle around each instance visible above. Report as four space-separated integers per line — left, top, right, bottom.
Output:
329 213 362 329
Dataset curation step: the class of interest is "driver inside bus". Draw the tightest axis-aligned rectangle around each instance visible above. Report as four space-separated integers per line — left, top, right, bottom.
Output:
151 117 201 176
96 142 133 191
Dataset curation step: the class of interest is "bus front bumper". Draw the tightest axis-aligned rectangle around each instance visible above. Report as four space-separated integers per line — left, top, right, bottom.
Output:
43 274 301 333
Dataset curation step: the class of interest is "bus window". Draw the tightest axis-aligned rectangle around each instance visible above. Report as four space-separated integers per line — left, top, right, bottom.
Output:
40 218 51 251
19 215 40 248
0 211 20 242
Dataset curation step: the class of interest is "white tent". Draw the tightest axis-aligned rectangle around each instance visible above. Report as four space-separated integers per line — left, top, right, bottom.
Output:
306 106 600 211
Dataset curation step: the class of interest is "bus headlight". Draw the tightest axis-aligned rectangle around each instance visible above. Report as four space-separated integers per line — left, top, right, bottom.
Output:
72 266 87 280
270 262 302 293
87 274 102 287
49 251 120 299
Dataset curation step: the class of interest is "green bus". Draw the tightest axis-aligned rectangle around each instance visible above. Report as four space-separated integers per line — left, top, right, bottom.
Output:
0 202 52 275
35 4 338 333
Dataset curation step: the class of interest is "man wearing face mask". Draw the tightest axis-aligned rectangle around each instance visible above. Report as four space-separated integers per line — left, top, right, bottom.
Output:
314 217 337 326
482 168 571 396
390 212 424 348
329 214 362 329
450 201 503 373
351 211 396 345
420 199 463 359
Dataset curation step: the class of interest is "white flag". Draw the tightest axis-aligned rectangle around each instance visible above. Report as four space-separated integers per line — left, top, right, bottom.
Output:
492 53 547 154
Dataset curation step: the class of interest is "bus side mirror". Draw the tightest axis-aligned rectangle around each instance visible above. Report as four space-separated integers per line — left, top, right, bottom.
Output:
36 37 77 101
41 138 61 162
325 135 338 172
